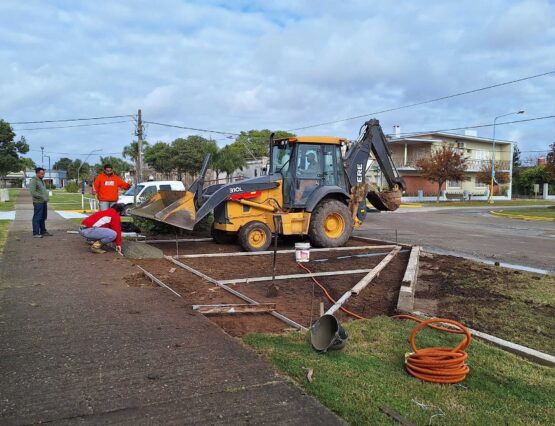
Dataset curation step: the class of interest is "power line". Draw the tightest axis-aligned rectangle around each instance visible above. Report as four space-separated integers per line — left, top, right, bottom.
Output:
28 149 121 156
13 120 133 131
144 120 241 136
11 114 135 125
288 70 555 131
392 114 555 138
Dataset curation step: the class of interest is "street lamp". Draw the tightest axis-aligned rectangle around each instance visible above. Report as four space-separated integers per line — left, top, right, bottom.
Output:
44 155 51 189
78 149 102 210
77 149 102 187
489 110 524 204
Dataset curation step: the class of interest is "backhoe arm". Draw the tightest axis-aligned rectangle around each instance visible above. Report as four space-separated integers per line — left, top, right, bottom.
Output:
344 119 405 191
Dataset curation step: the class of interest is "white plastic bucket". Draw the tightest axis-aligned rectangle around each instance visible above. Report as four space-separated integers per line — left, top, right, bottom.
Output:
295 242 311 263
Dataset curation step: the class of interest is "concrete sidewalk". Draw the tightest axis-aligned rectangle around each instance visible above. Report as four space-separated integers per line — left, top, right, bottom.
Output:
0 191 342 425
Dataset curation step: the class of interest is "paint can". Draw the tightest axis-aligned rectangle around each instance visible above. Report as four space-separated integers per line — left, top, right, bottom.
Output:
295 242 310 263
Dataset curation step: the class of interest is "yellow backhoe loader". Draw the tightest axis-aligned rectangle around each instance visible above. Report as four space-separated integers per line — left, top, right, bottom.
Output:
132 119 405 251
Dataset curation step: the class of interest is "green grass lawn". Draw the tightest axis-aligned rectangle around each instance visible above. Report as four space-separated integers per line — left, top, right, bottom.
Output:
0 189 20 211
0 220 12 253
491 207 555 220
48 191 92 211
418 257 555 355
245 317 555 426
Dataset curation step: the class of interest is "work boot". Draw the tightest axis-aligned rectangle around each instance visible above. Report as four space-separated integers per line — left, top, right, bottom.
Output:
91 241 106 254
41 232 53 237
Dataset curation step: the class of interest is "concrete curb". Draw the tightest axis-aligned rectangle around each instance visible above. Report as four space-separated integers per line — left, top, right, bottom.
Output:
397 246 420 313
411 311 555 367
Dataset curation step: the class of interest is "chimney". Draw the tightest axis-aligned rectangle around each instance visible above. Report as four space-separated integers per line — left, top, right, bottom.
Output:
393 125 401 138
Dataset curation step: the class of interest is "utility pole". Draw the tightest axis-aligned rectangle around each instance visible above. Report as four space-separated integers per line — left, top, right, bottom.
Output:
41 146 44 168
137 109 143 183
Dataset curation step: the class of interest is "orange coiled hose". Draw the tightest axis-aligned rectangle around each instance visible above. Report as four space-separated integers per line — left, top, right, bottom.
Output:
392 315 472 384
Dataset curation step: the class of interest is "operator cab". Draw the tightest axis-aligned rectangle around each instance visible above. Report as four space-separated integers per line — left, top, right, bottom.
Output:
271 137 349 209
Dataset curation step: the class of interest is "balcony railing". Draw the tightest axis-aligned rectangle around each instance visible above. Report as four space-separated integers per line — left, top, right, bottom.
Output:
392 157 511 172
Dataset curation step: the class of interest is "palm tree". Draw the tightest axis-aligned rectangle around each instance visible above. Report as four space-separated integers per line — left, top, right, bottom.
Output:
122 141 150 175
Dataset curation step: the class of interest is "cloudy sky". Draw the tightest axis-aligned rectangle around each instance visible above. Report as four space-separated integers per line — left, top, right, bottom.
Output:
1 0 554 167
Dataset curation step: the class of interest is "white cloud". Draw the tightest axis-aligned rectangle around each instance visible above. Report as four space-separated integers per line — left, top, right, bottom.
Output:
0 0 554 165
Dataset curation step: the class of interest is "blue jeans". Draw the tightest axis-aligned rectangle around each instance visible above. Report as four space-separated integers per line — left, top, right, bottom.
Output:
79 227 117 244
32 203 48 236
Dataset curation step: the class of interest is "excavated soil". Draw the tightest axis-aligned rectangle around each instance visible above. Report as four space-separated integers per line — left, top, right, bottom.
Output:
132 239 409 336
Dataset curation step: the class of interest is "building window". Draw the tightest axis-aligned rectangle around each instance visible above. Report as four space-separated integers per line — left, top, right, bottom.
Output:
447 180 462 188
475 181 487 188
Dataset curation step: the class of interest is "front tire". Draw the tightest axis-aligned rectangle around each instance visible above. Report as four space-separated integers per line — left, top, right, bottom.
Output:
123 204 134 216
308 199 353 248
239 221 272 252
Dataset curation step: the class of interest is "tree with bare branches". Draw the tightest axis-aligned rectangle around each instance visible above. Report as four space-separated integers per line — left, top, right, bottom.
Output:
416 145 467 202
476 164 510 187
546 142 555 177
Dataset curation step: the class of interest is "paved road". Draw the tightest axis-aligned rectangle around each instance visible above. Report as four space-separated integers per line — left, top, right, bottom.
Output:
0 191 343 425
355 207 555 273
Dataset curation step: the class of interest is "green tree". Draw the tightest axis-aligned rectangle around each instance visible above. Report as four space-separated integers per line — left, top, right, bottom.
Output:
144 142 174 178
233 129 295 159
94 156 131 177
53 157 73 172
69 159 91 182
512 144 522 169
122 140 150 172
213 144 247 182
0 119 29 186
171 136 217 178
20 157 36 171
515 165 554 195
416 144 467 202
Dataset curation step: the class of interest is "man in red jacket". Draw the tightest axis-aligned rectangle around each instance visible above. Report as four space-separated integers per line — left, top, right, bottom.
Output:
79 203 125 254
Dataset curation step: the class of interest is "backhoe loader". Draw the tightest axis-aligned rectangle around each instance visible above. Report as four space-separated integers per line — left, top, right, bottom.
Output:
132 119 405 251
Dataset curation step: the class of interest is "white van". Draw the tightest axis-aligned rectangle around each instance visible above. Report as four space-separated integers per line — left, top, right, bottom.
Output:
118 180 185 216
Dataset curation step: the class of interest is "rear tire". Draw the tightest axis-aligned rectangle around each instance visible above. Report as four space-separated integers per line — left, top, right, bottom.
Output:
308 199 353 248
239 221 272 252
211 224 236 244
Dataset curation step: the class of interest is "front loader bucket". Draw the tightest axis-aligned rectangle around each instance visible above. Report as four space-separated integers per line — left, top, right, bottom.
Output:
367 189 402 211
131 190 197 230
153 191 197 230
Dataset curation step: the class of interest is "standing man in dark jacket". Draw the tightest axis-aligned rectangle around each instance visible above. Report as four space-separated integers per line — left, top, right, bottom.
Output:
28 167 51 238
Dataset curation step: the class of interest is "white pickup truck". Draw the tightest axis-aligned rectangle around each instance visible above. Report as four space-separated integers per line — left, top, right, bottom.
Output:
117 180 185 216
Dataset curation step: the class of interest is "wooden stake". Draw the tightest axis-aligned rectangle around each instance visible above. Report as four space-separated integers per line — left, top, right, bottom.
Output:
192 303 276 314
166 256 307 331
136 266 182 299
319 302 324 317
174 245 397 258
325 246 402 316
379 405 415 426
218 268 376 285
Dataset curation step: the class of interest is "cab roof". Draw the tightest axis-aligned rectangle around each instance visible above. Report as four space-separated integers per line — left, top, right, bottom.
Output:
275 136 348 145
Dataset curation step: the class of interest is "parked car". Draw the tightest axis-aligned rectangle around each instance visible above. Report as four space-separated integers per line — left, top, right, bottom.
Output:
117 181 185 216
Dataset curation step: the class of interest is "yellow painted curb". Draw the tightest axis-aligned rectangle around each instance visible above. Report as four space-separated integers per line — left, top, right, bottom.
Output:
490 210 555 222
59 209 95 213
400 203 423 208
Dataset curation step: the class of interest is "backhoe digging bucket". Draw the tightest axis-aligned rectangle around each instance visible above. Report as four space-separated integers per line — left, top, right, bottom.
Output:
131 190 198 230
367 189 402 211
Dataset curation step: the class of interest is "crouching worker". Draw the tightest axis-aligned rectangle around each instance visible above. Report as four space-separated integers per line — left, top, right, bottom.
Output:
79 203 125 254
